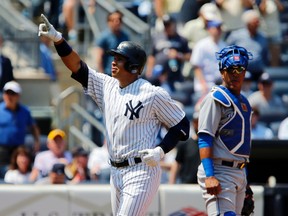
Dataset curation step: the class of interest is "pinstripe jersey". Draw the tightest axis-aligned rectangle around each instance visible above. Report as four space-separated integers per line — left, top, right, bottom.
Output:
85 66 185 161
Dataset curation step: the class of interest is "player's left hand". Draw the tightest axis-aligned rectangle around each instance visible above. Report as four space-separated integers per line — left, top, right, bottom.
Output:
38 14 62 42
139 146 164 167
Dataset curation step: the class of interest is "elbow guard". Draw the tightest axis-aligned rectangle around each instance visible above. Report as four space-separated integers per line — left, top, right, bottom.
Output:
71 60 89 88
158 116 190 153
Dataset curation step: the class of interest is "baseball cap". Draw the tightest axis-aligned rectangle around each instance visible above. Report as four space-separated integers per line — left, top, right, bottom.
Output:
3 81 22 94
51 163 65 175
206 20 222 29
47 129 66 140
200 3 221 21
259 72 273 84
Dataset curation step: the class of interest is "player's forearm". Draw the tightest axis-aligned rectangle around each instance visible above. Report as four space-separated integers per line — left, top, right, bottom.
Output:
54 38 82 73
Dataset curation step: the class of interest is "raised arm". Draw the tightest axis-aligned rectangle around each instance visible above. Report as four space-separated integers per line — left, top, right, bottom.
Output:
38 14 81 73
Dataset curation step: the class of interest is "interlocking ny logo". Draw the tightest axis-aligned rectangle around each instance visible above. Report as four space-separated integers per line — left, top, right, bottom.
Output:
124 100 144 120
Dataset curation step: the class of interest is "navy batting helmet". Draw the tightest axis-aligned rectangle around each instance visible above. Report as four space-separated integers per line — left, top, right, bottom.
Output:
108 41 147 74
216 45 253 71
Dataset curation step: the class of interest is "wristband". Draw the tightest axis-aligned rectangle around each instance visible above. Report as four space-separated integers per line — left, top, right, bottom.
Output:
202 158 214 177
55 39 73 57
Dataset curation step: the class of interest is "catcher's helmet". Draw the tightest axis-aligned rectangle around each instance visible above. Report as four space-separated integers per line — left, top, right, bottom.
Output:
216 45 253 71
108 41 147 74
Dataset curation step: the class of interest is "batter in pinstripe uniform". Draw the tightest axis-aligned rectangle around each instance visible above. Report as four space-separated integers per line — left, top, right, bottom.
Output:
197 45 253 216
38 14 190 216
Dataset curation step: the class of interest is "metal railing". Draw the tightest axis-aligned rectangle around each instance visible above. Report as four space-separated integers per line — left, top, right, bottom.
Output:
54 86 105 151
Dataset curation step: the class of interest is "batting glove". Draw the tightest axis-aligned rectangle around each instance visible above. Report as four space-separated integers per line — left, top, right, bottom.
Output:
38 14 62 42
139 146 164 167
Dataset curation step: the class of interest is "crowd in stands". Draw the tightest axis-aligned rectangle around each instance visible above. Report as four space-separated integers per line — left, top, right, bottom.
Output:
0 0 288 185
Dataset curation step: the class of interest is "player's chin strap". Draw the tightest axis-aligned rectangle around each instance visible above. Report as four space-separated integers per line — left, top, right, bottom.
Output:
157 116 190 153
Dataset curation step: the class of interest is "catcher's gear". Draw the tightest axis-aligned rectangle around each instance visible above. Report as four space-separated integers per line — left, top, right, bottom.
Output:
108 41 147 74
241 184 255 216
139 146 164 167
216 45 253 71
38 14 62 42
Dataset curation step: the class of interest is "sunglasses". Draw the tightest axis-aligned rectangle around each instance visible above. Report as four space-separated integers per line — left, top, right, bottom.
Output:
225 67 246 74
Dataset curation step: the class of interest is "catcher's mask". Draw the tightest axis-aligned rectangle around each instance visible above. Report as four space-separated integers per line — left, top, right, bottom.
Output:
108 41 147 74
216 45 253 71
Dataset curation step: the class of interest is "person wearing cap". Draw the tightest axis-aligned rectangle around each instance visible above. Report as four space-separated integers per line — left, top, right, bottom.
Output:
248 72 286 115
35 163 67 184
0 33 14 101
190 18 227 102
29 129 72 182
0 81 40 179
145 14 191 91
197 45 253 215
182 2 222 50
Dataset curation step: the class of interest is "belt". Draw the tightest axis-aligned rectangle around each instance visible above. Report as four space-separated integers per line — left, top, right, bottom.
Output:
110 157 142 168
214 159 248 169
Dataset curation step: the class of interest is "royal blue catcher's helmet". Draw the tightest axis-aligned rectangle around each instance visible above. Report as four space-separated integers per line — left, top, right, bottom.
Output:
216 45 253 71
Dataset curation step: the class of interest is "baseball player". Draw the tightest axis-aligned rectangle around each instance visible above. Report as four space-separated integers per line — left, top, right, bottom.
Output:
197 45 253 215
38 14 190 215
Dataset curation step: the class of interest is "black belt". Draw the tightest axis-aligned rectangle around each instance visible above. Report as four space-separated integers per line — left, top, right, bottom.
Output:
110 157 142 168
221 160 247 169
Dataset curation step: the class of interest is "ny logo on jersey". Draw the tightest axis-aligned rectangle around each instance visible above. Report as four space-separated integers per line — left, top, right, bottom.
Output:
124 100 144 120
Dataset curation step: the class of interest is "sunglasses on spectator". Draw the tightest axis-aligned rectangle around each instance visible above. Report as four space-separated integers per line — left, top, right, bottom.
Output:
225 66 246 74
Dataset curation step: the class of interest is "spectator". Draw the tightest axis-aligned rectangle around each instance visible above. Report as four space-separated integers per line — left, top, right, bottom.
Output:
35 163 67 184
29 129 72 182
278 117 288 140
94 10 130 75
87 142 110 184
169 111 201 184
181 2 221 50
0 81 40 179
248 72 286 115
226 9 269 81
190 19 226 102
181 2 221 78
241 71 255 98
145 15 191 91
256 0 285 66
66 146 91 184
251 107 274 139
4 146 33 184
0 33 14 101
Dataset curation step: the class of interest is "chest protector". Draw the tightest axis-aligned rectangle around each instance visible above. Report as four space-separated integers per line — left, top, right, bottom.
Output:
212 86 252 156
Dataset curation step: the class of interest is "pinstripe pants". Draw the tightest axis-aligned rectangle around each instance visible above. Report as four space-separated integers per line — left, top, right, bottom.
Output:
110 163 161 216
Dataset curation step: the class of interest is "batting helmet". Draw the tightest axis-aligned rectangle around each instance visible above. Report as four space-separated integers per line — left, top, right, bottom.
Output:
108 41 147 74
216 45 253 71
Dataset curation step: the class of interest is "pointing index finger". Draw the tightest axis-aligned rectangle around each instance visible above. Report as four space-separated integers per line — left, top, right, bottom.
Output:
41 14 51 31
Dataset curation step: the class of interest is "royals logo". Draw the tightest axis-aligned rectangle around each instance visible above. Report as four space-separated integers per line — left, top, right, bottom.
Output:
124 100 144 120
